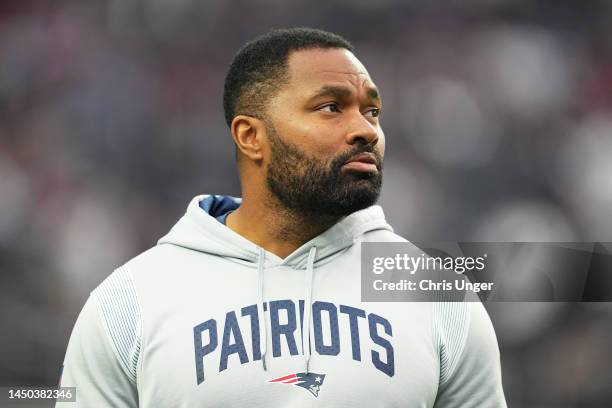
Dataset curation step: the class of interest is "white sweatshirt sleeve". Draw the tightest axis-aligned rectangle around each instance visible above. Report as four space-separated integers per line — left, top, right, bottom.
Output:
56 267 141 407
433 302 507 408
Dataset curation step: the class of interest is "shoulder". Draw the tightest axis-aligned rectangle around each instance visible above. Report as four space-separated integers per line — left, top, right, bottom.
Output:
116 241 216 282
85 244 184 383
121 243 189 273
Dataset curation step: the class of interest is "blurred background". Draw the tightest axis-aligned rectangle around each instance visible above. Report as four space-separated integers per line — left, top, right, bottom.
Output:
1 0 611 406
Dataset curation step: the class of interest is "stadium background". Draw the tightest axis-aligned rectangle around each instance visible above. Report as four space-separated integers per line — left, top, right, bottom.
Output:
1 1 611 406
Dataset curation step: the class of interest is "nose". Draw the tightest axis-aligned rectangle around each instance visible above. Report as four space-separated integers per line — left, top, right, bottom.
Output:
345 113 380 147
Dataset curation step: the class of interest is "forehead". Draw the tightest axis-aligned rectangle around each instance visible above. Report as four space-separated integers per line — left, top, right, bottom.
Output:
284 48 375 90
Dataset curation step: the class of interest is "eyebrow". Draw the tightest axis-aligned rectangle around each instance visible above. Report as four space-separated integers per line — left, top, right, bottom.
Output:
308 85 381 102
366 88 380 100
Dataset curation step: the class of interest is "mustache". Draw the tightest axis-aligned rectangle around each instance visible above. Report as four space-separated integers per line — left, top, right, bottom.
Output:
331 144 383 171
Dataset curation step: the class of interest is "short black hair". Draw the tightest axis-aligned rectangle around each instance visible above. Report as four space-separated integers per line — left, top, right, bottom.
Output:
223 27 354 127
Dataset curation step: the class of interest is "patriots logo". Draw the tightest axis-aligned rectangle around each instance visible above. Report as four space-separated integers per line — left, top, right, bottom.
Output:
267 372 326 398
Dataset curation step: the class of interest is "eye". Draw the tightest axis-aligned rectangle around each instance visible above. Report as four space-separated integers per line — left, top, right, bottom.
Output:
364 108 381 118
318 103 341 113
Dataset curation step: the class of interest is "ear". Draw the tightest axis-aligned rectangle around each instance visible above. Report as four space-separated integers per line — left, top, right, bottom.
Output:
231 115 265 162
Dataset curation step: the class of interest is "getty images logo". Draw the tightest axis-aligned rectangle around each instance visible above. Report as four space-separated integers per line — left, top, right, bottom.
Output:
267 372 326 397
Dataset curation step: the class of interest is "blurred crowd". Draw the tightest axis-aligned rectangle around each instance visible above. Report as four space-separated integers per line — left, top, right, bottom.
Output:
1 0 611 406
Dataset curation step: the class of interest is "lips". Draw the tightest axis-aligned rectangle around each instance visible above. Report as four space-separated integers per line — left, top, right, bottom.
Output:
342 152 379 172
345 152 378 166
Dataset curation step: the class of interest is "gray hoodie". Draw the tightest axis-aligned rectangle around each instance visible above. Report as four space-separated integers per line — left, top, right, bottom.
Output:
57 195 506 407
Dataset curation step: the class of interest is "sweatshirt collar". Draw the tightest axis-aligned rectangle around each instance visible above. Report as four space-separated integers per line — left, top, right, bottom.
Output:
158 194 392 269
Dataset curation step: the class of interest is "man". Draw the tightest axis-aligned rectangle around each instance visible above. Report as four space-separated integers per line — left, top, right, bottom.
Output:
58 28 506 407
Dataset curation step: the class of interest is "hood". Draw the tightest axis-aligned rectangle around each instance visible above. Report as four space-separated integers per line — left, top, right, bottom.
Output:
158 194 393 269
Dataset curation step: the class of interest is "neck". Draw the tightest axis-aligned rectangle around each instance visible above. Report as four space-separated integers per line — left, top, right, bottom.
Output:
226 194 340 259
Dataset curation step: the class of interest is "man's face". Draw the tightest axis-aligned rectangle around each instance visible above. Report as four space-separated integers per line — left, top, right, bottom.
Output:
264 47 385 217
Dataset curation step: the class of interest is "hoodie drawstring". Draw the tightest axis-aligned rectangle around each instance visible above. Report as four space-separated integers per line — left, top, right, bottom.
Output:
302 246 317 374
257 247 268 370
257 246 318 374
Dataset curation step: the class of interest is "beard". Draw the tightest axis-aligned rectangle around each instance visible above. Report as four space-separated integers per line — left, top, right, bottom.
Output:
265 123 383 218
